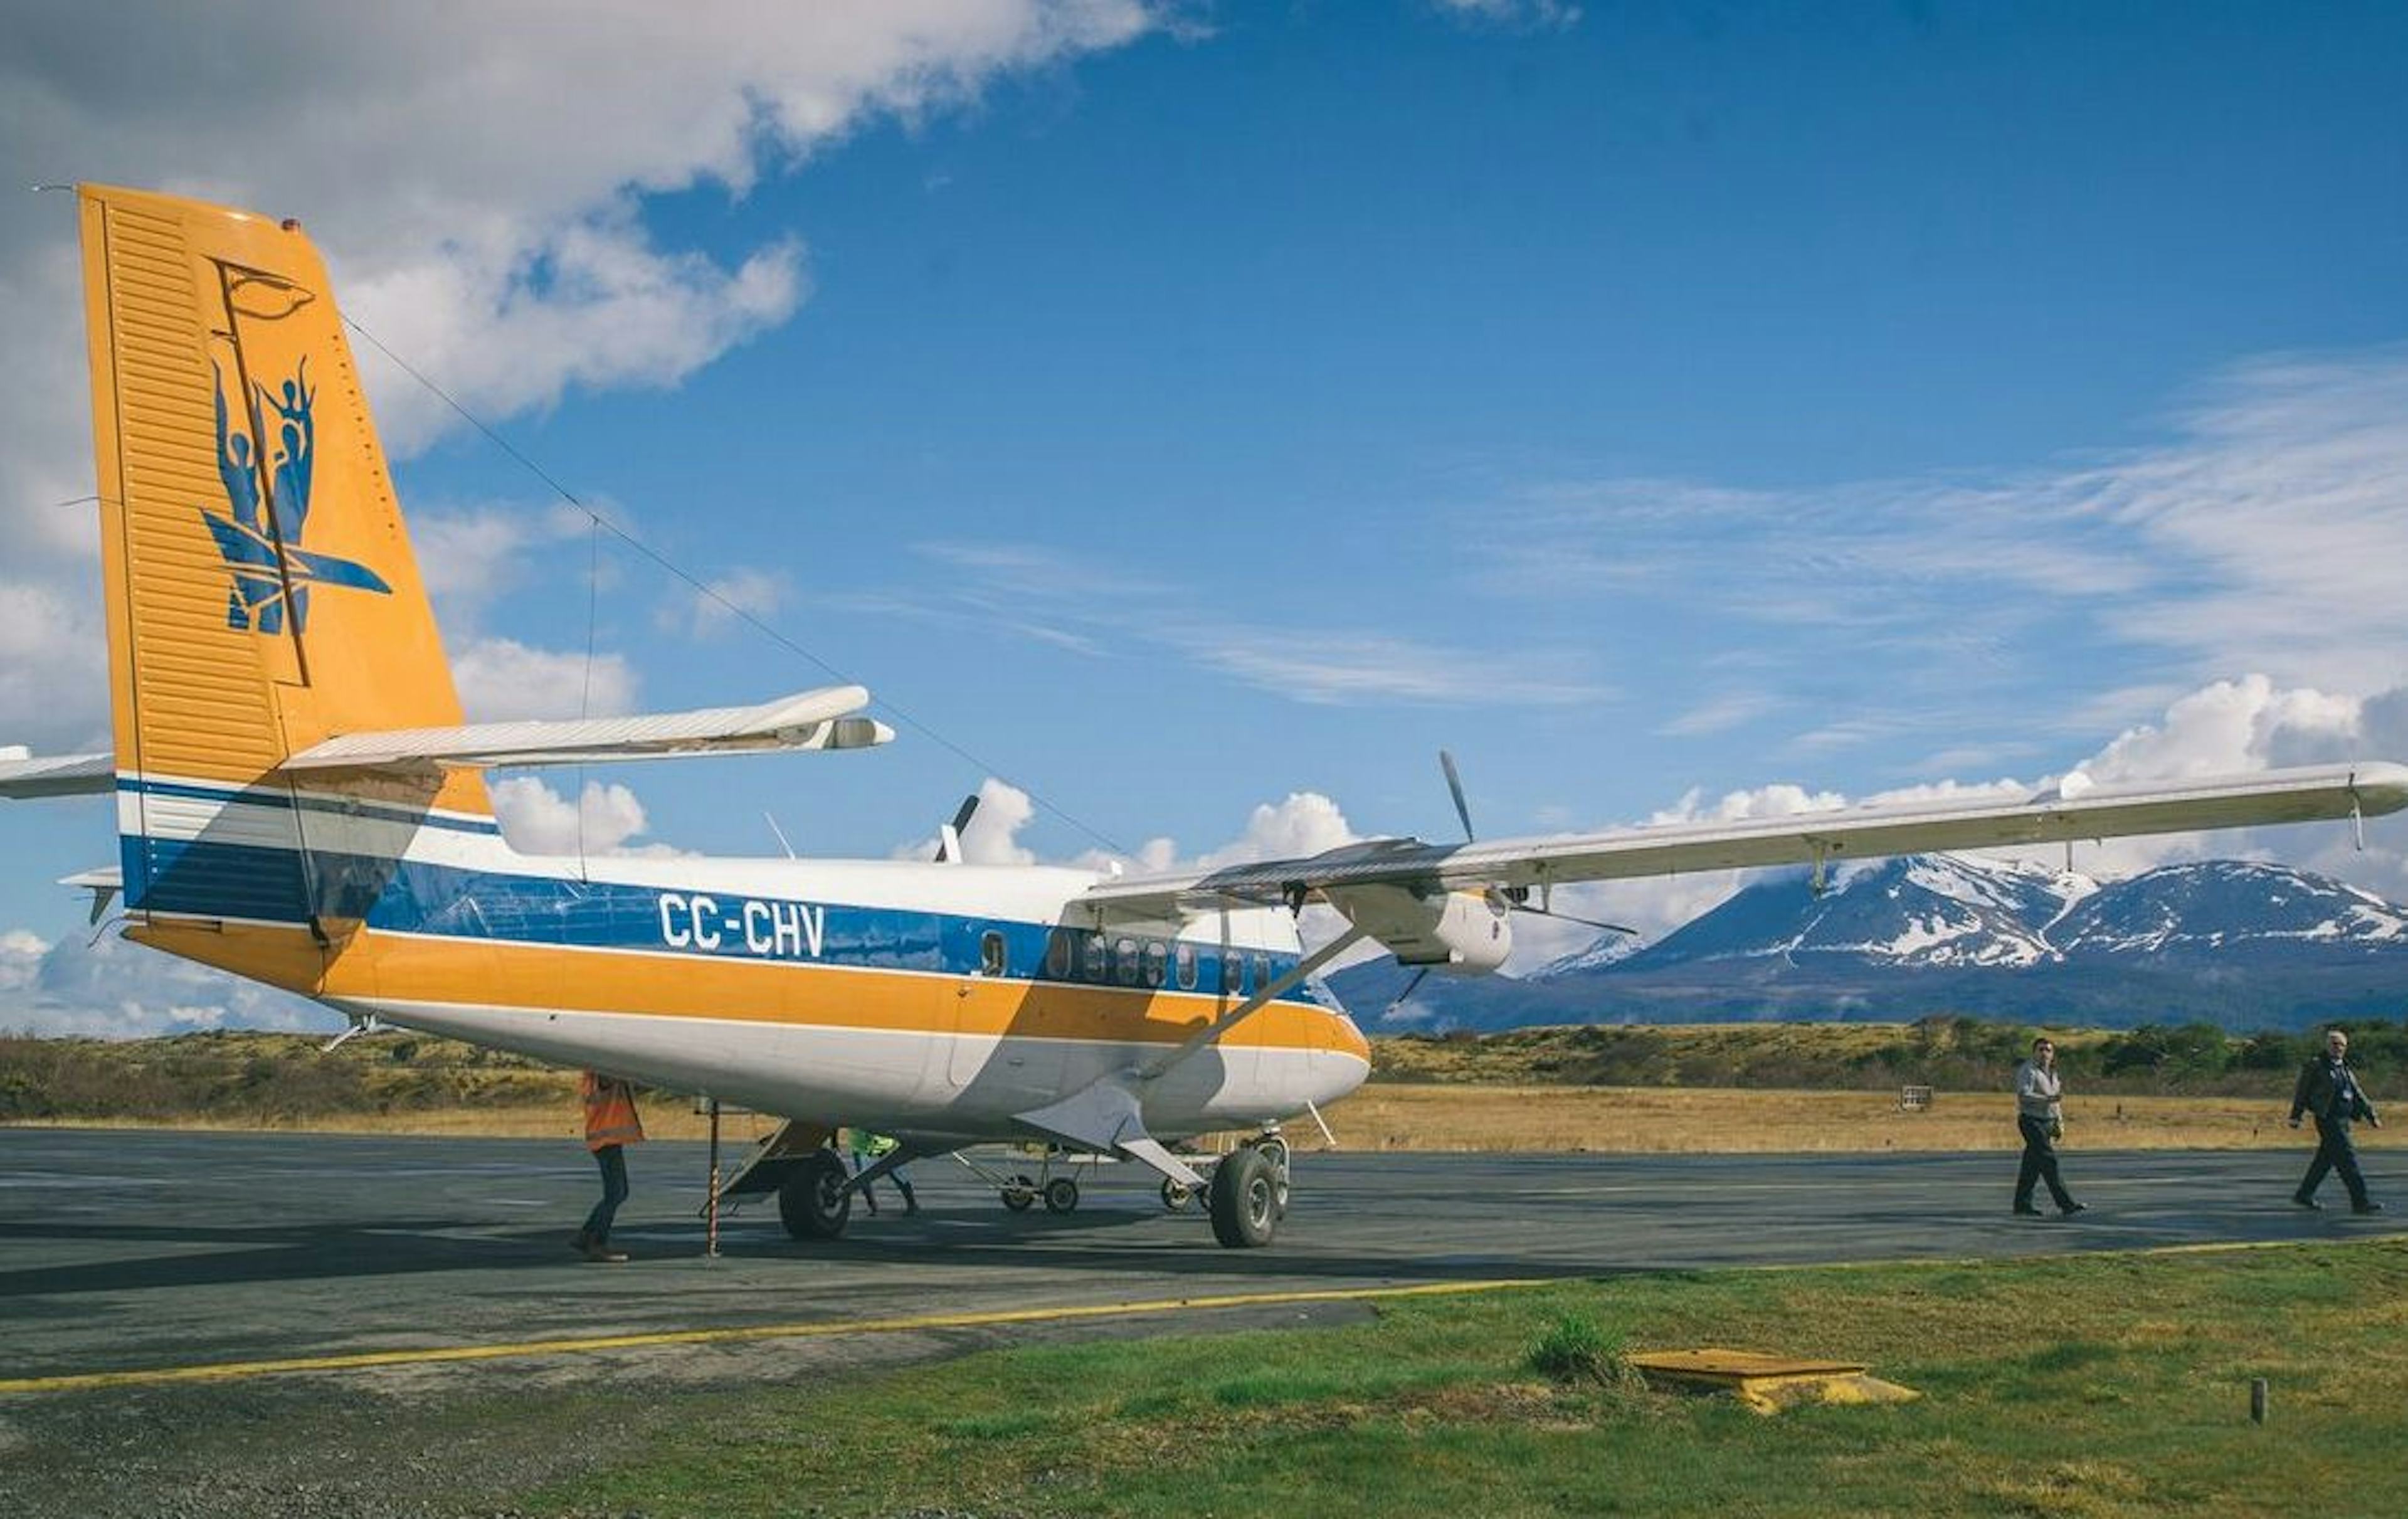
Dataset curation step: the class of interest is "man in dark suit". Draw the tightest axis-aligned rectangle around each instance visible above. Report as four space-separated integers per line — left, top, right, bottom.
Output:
2289 1028 2383 1215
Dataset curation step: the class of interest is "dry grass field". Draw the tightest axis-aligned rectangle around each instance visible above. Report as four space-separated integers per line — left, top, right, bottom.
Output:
8 1022 2397 1154
1325 1083 2343 1153
25 1085 2368 1155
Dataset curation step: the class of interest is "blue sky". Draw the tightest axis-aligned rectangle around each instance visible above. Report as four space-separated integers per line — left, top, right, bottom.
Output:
4 1 2408 1031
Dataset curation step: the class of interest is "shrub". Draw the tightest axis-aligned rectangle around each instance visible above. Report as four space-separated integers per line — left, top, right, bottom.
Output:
1526 1311 1639 1390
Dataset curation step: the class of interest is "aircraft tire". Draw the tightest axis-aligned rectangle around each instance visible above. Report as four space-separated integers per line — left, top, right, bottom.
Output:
778 1150 852 1241
1043 1176 1080 1214
1001 1174 1037 1212
1159 1179 1193 1211
1208 1146 1279 1248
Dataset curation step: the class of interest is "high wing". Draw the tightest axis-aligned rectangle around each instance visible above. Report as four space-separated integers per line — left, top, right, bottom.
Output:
0 751 114 800
1077 761 2408 923
279 685 892 775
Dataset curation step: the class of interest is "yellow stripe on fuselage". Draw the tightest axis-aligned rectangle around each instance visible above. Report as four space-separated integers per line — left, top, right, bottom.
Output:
134 918 1371 1061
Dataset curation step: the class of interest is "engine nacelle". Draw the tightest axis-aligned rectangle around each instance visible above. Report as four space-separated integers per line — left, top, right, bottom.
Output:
1323 884 1513 973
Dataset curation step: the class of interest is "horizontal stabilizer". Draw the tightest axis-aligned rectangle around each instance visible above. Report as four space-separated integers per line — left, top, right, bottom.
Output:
60 866 122 924
280 685 892 774
0 749 114 800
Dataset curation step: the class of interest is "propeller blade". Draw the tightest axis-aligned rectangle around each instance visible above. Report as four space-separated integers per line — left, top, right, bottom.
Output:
932 792 982 862
1440 749 1474 842
1382 965 1432 1017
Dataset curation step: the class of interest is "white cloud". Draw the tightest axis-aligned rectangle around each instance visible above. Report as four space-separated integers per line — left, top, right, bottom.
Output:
450 637 638 722
661 567 789 641
1432 0 1583 31
895 542 1614 709
1198 792 1361 868
0 927 52 995
489 775 669 857
893 776 1043 865
0 930 330 1039
899 778 1363 880
1478 348 2408 739
1656 691 1783 739
0 577 110 754
0 1 1158 743
1178 630 1606 707
413 502 598 630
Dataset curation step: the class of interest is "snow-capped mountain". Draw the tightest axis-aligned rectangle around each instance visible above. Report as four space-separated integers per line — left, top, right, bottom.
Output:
1333 855 2408 1033
2051 861 2408 960
1615 853 2088 971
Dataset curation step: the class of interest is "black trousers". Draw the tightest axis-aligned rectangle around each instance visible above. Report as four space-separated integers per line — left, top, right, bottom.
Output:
2298 1115 2370 1208
2014 1114 2077 1211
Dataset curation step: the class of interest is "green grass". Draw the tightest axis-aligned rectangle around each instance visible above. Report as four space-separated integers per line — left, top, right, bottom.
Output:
512 1238 2408 1518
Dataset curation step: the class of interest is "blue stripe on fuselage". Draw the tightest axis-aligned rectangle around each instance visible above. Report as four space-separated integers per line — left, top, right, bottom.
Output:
119 832 1314 997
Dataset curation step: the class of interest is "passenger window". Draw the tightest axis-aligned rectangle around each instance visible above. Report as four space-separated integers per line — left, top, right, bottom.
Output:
1143 941 1168 988
1225 953 1245 996
1253 955 1272 994
1114 937 1139 986
1175 943 1198 991
1045 929 1072 979
980 930 1007 978
1082 933 1107 983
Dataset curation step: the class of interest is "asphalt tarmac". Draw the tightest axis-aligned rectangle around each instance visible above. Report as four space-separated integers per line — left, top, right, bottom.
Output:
2 1126 2397 1392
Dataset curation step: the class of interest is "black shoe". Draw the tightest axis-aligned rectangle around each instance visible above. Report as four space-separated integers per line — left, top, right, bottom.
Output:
2012 1205 2044 1216
2293 1194 2323 1210
2353 1200 2385 1215
2059 1202 2088 1216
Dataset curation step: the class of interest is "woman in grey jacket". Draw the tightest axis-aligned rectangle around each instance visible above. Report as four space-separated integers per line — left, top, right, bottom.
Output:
2012 1036 2086 1217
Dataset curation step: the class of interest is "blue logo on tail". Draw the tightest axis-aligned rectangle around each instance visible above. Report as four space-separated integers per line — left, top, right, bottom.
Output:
201 358 391 634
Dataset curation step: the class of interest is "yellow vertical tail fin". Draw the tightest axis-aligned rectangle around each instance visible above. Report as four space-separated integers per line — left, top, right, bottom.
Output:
80 183 494 951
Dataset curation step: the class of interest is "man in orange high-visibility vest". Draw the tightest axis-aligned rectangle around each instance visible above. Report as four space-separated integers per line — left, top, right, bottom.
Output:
574 1071 645 1262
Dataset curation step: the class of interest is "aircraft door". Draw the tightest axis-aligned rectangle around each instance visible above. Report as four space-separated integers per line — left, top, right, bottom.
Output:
937 920 1059 1105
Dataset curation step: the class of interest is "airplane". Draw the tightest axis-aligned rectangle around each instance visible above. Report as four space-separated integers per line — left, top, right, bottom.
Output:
5 183 2405 1250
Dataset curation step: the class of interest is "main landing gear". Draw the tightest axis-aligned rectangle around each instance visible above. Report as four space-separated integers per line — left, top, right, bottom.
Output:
759 1128 1299 1249
1206 1131 1291 1249
776 1148 852 1241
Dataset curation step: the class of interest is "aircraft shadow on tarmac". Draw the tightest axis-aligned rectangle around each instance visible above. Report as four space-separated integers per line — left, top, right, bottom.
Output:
0 1204 1631 1301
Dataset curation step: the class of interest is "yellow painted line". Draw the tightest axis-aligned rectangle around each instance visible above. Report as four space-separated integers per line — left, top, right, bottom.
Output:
0 1278 1550 1396
10 1231 2399 1397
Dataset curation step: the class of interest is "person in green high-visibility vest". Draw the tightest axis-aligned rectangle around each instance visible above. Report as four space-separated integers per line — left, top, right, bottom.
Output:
847 1127 918 1215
